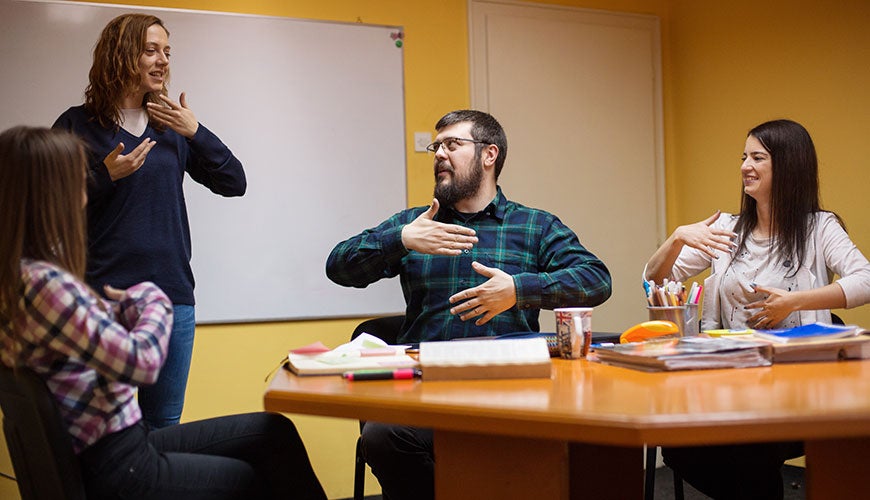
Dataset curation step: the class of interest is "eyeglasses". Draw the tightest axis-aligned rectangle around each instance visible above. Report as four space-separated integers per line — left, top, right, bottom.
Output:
425 137 489 153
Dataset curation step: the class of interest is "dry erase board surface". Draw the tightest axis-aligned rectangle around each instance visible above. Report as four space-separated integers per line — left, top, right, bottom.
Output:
0 0 407 322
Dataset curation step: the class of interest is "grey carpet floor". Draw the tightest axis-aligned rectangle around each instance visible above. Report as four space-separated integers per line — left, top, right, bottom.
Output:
348 465 805 500
653 464 805 499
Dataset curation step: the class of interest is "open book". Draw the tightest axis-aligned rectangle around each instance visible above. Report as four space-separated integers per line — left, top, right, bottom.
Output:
592 336 772 372
419 337 552 381
286 333 418 376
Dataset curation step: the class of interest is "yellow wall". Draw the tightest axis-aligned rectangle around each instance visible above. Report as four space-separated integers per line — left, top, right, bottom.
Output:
665 0 870 329
2 0 868 498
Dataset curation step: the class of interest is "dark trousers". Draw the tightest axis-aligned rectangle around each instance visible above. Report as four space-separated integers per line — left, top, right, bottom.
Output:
360 422 434 500
663 441 804 500
79 412 326 500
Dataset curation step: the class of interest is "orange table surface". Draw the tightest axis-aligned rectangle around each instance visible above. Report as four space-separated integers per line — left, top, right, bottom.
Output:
265 358 870 499
265 358 870 446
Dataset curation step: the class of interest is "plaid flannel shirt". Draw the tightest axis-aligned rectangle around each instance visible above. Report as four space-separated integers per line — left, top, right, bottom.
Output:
1 260 172 453
326 188 612 343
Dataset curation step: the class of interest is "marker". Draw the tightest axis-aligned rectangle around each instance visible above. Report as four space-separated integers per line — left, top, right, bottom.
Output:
342 368 422 381
590 342 614 349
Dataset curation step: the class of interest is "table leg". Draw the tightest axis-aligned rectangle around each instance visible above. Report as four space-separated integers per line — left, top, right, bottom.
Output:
433 430 643 499
568 442 644 499
805 437 870 498
434 430 570 499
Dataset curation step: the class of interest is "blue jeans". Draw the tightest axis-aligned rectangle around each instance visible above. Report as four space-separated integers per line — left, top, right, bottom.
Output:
79 412 327 500
138 304 195 428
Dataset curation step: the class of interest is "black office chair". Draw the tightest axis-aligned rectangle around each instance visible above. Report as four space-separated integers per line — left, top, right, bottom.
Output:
0 364 87 500
350 315 404 500
644 446 684 500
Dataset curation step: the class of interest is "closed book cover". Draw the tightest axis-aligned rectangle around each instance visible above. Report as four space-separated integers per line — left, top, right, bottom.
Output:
753 322 859 344
758 332 870 363
419 337 552 381
593 336 772 372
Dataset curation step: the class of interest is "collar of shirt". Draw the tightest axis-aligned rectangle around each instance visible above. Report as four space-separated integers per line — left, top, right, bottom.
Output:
437 186 507 224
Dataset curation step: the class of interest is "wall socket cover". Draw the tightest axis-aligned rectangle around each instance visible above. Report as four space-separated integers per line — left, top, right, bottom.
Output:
413 132 432 152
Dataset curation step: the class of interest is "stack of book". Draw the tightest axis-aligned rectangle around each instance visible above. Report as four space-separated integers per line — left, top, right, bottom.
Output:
750 322 870 363
593 322 870 371
592 336 773 372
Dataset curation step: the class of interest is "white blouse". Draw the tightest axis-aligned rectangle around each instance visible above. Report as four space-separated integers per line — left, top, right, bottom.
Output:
668 212 870 330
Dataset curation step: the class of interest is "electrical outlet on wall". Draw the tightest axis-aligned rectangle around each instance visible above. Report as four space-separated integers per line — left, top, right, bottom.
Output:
413 132 432 152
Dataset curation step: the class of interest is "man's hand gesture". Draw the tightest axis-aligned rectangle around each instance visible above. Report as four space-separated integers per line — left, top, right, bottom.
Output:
449 261 517 326
401 199 478 255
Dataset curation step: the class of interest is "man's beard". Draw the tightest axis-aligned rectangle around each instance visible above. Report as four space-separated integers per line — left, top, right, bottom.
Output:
434 158 484 208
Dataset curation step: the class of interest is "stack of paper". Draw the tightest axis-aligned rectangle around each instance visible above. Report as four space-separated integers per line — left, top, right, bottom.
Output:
592 336 772 372
419 337 552 381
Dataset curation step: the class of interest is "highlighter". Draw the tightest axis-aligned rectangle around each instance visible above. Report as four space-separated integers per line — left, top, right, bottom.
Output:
619 320 680 343
342 368 422 381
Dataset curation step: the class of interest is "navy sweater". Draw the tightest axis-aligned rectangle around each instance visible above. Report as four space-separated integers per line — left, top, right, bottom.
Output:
53 105 246 305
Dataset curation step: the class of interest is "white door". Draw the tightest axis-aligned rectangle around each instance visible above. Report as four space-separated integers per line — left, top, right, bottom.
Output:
470 0 665 333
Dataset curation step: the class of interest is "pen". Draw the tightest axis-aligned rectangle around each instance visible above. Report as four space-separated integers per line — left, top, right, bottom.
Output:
342 368 422 381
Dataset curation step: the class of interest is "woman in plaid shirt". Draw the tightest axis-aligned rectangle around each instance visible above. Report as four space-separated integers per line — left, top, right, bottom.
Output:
0 126 325 499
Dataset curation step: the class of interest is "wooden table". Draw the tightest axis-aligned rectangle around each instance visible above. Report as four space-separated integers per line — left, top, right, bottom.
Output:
264 359 870 499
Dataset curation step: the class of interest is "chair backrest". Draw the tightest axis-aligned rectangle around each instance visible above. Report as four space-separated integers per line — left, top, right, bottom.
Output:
350 315 404 345
350 315 405 500
0 365 87 500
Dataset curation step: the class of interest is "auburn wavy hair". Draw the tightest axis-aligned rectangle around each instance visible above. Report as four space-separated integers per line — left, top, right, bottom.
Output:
84 13 170 128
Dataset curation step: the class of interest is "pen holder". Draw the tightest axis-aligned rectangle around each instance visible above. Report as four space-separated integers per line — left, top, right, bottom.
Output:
647 304 699 337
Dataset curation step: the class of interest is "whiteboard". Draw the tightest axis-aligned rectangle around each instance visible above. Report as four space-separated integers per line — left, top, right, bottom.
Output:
0 0 407 323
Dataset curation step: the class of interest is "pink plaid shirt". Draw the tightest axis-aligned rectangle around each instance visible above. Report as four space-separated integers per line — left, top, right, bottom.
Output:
1 260 172 453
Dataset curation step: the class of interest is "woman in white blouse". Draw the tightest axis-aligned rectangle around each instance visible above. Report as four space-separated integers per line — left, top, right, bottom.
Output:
646 119 870 331
644 118 870 499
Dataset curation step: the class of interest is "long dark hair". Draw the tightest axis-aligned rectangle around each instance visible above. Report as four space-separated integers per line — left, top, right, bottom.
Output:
0 127 88 358
733 119 827 272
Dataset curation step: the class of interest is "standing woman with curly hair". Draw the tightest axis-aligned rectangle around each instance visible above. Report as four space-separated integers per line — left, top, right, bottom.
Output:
53 13 247 428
